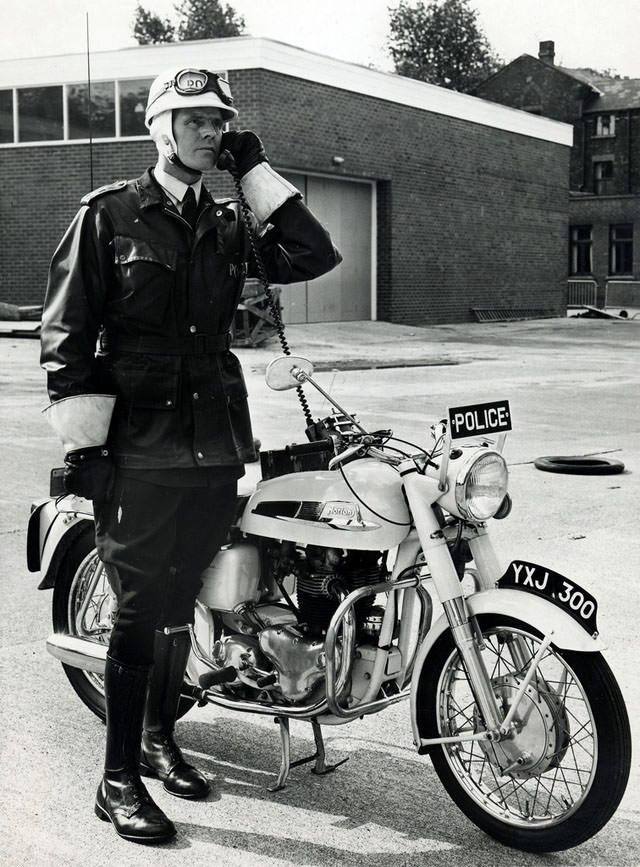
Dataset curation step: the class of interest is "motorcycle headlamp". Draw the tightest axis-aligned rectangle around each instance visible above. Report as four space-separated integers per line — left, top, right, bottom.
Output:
454 451 508 521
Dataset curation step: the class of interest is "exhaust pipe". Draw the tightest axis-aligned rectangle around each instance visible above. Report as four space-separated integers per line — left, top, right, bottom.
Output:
46 633 107 674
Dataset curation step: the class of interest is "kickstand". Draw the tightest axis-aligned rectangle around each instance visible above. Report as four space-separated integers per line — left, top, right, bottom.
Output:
268 716 349 793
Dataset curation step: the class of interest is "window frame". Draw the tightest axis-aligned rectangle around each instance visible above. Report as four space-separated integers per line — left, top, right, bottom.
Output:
66 80 117 141
16 84 64 142
609 223 634 276
593 159 614 195
569 225 593 276
595 113 616 137
0 76 155 147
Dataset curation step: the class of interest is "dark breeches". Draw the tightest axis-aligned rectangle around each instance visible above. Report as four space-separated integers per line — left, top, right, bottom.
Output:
94 474 238 665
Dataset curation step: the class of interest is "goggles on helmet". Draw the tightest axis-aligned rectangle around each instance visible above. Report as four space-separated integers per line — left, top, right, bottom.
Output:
147 68 234 113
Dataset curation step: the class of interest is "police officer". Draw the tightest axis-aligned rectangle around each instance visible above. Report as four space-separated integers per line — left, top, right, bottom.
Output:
40 65 341 844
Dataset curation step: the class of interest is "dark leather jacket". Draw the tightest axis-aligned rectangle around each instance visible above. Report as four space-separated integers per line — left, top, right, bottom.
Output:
40 169 341 469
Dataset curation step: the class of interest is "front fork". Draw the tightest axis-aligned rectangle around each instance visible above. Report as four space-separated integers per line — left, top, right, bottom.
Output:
402 468 503 731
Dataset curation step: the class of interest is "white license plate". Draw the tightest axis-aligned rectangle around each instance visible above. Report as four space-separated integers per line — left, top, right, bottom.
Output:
497 560 599 636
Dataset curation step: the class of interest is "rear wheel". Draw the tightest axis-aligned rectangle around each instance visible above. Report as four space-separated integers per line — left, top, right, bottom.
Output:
51 529 194 722
52 529 112 721
417 615 631 852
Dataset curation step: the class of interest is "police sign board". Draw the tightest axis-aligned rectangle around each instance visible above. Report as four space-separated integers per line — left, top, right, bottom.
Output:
448 400 512 440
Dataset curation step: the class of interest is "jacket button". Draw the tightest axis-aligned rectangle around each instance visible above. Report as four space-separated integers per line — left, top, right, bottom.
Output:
165 399 173 406
216 210 223 217
189 325 197 333
197 451 204 459
193 392 200 400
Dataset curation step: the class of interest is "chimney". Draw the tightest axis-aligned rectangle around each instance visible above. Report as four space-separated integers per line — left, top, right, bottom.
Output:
538 40 555 65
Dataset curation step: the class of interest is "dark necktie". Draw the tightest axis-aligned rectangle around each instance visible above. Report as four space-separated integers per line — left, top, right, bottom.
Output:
181 186 198 228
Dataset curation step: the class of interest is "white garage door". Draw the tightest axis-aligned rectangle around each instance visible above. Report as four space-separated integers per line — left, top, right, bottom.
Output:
278 173 374 323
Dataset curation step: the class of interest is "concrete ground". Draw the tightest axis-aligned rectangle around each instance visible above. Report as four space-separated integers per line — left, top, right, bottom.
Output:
0 315 639 867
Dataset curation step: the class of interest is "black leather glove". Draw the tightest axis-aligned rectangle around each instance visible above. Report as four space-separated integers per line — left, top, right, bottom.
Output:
64 446 114 501
218 130 268 177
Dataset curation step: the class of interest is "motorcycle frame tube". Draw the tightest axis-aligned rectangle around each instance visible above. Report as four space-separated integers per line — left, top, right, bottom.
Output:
391 530 428 688
323 575 431 719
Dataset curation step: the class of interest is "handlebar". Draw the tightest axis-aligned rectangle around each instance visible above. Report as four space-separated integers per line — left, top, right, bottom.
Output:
328 443 365 470
328 443 403 470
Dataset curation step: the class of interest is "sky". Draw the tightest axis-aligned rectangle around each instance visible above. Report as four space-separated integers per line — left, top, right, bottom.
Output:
3 0 640 78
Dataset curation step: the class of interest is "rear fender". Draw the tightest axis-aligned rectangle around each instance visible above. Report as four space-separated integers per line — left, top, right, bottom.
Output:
409 587 606 751
27 496 94 589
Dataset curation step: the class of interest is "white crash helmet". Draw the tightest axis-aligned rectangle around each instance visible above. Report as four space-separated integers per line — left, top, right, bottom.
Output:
145 66 238 164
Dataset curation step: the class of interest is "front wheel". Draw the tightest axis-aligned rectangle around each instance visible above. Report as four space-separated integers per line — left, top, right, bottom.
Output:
417 615 631 852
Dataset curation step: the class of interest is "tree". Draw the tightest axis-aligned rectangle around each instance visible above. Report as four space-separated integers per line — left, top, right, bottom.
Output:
175 0 245 40
388 0 502 94
132 0 245 45
132 5 175 44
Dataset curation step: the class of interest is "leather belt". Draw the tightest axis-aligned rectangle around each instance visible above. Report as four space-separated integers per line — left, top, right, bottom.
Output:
101 332 232 355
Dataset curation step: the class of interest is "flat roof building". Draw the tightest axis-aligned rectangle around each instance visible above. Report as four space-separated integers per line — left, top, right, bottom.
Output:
0 37 572 325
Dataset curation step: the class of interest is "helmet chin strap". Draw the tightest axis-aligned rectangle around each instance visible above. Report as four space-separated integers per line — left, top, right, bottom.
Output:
166 144 203 177
151 110 203 178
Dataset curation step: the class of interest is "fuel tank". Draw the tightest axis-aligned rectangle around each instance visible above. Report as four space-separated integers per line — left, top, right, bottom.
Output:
240 458 411 550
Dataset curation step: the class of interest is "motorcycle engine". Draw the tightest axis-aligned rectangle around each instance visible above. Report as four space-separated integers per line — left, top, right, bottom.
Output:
203 541 386 705
295 545 383 636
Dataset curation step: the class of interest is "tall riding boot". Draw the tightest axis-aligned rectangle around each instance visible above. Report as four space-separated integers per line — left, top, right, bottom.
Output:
95 655 176 844
140 629 210 799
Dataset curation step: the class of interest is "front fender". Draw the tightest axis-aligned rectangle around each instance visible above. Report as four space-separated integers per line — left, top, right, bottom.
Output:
27 496 94 589
409 587 606 751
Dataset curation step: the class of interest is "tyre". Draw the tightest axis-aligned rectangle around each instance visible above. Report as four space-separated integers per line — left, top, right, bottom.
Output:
417 615 631 852
51 528 194 722
534 455 625 474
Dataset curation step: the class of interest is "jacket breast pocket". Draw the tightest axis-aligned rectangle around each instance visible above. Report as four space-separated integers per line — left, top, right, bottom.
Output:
112 236 179 324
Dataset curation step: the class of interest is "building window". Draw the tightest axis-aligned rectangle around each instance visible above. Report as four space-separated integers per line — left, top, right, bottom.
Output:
0 89 12 143
68 81 116 139
2 74 229 145
569 225 592 275
593 160 614 195
596 114 615 137
18 86 63 141
119 79 153 137
609 224 633 275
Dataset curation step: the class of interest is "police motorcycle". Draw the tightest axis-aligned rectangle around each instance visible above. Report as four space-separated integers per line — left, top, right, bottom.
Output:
28 151 630 853
28 348 631 854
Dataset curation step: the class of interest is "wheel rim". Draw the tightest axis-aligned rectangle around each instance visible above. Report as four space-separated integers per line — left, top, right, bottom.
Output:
437 624 597 828
66 549 115 694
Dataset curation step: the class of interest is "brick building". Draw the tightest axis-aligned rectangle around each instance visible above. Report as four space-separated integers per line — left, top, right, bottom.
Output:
475 41 640 311
0 37 572 325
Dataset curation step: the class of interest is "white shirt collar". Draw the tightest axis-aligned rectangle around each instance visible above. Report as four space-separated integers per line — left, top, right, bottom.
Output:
153 162 202 208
